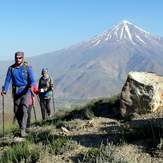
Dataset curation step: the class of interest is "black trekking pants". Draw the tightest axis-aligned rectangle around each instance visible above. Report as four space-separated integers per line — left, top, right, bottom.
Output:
13 93 30 131
40 97 51 120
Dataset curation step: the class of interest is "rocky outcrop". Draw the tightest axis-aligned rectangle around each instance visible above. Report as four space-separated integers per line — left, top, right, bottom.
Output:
120 71 163 118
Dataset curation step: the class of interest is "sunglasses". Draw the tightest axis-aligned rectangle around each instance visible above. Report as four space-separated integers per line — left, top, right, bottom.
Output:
15 57 23 60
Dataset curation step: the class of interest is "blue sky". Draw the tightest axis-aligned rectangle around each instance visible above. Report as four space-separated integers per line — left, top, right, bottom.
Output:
0 0 163 61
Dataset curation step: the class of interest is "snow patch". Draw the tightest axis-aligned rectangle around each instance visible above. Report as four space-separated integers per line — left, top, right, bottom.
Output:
92 40 100 47
135 35 147 45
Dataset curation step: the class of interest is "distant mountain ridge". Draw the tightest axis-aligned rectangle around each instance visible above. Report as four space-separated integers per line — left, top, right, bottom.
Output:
1 20 163 99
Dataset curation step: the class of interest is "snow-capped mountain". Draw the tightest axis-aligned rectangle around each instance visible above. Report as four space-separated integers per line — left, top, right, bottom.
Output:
67 20 163 50
1 20 163 99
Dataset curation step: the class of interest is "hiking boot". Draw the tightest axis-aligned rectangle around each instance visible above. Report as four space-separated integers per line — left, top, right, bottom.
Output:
26 124 31 133
20 130 27 138
47 115 51 119
25 128 30 133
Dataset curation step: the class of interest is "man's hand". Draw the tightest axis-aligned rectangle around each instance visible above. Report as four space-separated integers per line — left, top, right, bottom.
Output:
29 87 34 93
1 91 6 96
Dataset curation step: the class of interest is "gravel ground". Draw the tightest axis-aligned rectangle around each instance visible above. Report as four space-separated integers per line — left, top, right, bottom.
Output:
40 111 163 163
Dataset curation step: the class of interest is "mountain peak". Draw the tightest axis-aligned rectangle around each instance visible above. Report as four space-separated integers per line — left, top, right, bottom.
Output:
66 20 161 51
112 20 149 36
119 20 132 25
99 20 153 44
110 20 135 41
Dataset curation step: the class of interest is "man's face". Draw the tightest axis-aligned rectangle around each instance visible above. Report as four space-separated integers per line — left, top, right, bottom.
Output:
15 55 23 65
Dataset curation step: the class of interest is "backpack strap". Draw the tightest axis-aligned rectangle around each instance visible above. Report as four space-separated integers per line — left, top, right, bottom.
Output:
23 60 28 78
10 64 15 75
10 61 29 81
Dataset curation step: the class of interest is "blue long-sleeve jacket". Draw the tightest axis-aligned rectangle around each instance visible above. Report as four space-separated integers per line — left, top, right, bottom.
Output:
4 64 35 95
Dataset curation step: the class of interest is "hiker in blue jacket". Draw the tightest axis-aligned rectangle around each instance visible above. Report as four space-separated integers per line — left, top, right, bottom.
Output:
1 51 35 137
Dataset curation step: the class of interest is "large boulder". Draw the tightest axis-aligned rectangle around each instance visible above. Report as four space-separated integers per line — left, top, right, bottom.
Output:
120 71 163 118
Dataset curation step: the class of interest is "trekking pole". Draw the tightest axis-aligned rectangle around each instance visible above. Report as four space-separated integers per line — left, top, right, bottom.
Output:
36 94 45 119
31 92 38 126
1 86 5 139
52 90 55 112
36 94 41 110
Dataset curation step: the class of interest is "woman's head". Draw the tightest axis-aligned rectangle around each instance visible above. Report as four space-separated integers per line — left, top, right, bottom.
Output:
42 68 48 77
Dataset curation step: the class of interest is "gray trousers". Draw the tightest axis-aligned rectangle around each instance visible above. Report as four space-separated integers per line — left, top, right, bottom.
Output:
27 104 32 127
13 93 30 131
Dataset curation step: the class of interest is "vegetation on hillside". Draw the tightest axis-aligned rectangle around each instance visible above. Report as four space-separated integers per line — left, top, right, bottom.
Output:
0 94 163 162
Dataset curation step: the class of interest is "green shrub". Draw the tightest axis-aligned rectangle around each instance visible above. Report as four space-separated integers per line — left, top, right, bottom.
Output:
84 106 95 119
29 126 53 144
118 119 163 148
61 107 83 121
50 137 78 154
56 94 121 121
80 141 128 163
0 141 48 163
0 123 19 138
84 94 120 117
83 148 100 162
62 118 85 130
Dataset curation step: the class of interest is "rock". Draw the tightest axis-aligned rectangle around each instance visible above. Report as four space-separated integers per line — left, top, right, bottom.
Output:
120 71 163 118
61 127 69 133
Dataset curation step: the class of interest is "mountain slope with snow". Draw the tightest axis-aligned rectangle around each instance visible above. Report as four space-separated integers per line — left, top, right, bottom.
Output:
0 20 163 99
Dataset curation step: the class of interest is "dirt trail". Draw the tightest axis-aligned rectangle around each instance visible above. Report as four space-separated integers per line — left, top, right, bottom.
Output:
41 113 163 163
